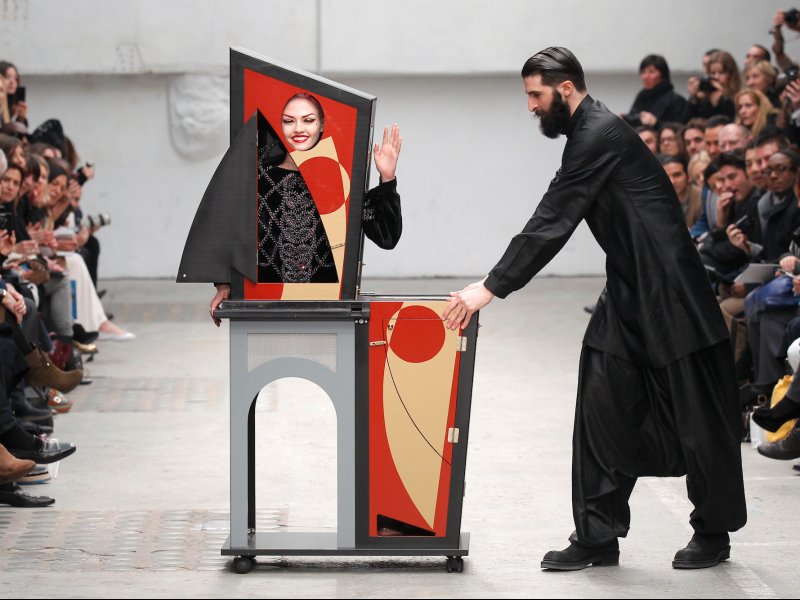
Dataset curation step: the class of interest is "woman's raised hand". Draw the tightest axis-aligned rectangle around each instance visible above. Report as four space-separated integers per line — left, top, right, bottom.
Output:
373 124 402 183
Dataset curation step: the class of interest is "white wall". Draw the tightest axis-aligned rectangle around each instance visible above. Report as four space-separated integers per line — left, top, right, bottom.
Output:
0 1 787 278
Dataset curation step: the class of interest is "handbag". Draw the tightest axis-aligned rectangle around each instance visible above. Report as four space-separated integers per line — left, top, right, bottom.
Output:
743 274 799 321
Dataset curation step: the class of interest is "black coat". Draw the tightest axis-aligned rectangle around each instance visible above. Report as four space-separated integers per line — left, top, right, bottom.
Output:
622 81 689 127
484 95 729 368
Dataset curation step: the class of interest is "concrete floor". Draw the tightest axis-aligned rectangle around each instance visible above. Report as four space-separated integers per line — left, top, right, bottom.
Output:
1 277 799 598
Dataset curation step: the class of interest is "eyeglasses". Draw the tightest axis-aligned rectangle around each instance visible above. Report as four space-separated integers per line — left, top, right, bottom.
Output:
763 165 796 176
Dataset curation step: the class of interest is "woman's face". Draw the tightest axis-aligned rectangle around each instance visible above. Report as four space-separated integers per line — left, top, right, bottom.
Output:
282 98 323 151
0 168 21 203
640 65 662 90
745 69 769 93
689 161 709 187
47 174 67 206
708 62 729 87
766 153 797 195
737 94 758 127
10 144 25 169
4 67 18 95
659 128 680 156
29 171 48 207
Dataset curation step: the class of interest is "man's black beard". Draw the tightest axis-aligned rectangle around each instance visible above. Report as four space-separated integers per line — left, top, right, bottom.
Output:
538 90 571 139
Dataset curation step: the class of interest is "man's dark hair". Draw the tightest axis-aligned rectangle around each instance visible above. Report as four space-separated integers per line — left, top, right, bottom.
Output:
658 153 687 171
705 115 731 129
639 54 671 83
745 139 759 152
521 47 587 91
683 118 706 133
754 128 791 150
717 150 747 171
752 44 771 64
635 124 657 135
703 161 720 183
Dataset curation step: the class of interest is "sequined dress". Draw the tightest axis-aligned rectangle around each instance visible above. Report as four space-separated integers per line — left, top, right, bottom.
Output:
257 162 338 284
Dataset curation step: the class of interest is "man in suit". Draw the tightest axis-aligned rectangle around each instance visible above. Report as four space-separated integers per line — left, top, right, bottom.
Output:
442 47 746 571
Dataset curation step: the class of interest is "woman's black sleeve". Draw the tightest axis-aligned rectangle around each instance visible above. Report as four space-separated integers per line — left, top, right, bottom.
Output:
362 178 402 250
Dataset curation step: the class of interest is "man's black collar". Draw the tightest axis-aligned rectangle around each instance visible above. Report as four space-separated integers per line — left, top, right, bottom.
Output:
563 94 594 139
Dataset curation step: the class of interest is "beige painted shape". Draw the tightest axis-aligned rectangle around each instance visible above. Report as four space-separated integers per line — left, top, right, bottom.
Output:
280 138 348 300
382 301 458 528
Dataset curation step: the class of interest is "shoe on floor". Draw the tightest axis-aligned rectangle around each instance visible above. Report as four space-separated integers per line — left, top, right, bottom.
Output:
673 533 730 569
541 539 619 571
0 482 54 507
757 421 800 460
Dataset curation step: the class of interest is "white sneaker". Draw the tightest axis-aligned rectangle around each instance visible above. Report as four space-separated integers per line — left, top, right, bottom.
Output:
98 331 136 341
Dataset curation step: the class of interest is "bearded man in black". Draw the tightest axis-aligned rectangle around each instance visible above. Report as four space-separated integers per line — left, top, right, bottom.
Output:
443 47 746 571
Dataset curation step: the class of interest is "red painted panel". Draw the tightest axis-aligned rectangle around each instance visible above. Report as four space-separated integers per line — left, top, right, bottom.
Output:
368 301 463 538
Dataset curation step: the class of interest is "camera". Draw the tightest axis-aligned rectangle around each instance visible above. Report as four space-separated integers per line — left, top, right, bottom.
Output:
698 77 716 94
85 213 111 229
786 8 800 25
0 212 12 235
73 162 93 187
777 66 800 91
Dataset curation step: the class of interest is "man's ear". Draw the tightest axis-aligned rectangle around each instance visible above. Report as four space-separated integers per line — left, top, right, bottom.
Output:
559 81 574 98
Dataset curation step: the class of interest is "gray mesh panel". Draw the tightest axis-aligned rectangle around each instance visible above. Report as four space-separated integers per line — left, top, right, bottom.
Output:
247 333 338 372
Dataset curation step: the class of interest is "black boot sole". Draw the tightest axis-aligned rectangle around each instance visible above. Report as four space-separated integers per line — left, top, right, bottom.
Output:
672 546 730 569
541 551 619 571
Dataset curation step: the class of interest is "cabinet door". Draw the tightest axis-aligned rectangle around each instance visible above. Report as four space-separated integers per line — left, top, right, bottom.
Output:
368 301 463 537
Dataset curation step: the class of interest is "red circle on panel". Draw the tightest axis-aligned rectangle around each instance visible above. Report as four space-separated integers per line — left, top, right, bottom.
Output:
388 306 446 363
302 156 346 215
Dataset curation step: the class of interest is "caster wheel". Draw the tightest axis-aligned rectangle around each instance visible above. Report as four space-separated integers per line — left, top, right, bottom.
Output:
446 556 464 573
233 556 253 574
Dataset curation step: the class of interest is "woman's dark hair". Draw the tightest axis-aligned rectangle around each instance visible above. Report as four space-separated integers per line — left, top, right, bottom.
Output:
25 154 41 180
521 46 586 91
658 154 687 171
0 60 17 82
639 54 670 84
45 157 68 183
0 133 22 162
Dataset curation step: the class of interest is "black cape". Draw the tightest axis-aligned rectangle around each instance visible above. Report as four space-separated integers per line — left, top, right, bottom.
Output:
484 95 729 368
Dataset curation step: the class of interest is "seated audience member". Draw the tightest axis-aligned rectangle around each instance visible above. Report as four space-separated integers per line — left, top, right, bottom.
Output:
772 10 800 71
657 122 684 158
719 123 751 154
704 115 731 160
688 150 712 189
622 54 689 128
736 88 778 139
659 154 701 227
700 151 761 279
744 61 780 107
681 118 707 157
720 149 800 368
0 134 25 169
689 161 724 239
751 130 791 191
745 141 767 192
0 61 26 126
744 44 771 67
636 125 658 153
688 50 741 120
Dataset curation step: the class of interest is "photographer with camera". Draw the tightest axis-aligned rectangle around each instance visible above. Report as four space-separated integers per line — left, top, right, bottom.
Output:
622 55 689 129
688 51 741 120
